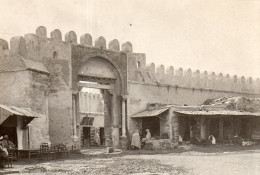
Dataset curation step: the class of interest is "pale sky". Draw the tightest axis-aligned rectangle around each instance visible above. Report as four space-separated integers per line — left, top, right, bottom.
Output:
1 0 260 78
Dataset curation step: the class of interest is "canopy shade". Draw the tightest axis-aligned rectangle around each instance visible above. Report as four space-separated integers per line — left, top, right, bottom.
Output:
0 104 42 128
131 108 169 118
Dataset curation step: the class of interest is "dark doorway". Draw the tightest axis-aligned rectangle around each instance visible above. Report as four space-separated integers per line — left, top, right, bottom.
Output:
209 118 219 138
183 118 191 141
82 127 91 146
142 117 160 138
100 127 105 145
240 118 250 139
0 126 17 146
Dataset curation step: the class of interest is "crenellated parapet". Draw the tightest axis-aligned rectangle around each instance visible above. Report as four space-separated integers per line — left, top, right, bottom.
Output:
128 57 260 94
1 26 259 95
0 26 134 61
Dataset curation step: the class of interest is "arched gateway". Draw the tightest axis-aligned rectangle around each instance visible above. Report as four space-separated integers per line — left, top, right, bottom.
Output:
71 49 128 147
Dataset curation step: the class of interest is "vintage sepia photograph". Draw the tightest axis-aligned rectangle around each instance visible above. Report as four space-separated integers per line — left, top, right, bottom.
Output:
0 0 260 174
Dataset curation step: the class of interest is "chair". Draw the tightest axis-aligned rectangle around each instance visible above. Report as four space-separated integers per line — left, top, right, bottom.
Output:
39 144 49 160
53 145 60 159
39 143 55 160
5 149 14 168
58 144 68 159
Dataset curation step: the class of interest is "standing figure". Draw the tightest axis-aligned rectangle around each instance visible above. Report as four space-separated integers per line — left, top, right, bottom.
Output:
131 130 141 150
94 132 101 146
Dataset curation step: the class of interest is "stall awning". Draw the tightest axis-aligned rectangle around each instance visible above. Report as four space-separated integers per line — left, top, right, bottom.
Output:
174 110 260 117
131 108 169 118
0 104 42 128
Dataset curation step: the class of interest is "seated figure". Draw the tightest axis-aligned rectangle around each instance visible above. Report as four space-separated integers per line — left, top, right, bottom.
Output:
0 136 8 168
0 135 15 149
142 129 151 142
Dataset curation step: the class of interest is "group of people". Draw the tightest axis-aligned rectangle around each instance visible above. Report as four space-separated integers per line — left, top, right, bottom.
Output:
131 129 151 150
0 135 16 168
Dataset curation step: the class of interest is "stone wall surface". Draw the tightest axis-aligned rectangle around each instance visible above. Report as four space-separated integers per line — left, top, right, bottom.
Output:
127 51 260 94
0 71 31 107
127 81 259 135
0 71 50 149
126 50 260 136
79 92 104 114
28 71 50 148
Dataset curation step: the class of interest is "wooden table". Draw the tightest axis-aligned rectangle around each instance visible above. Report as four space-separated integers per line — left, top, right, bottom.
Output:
18 149 39 159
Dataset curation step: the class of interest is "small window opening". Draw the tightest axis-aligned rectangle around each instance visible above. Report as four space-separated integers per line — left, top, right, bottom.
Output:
137 61 141 68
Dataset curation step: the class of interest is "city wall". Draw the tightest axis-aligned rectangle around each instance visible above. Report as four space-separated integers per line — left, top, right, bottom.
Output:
125 42 260 136
1 26 260 146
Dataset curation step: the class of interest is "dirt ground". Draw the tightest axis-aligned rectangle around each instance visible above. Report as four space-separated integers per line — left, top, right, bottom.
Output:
1 145 260 175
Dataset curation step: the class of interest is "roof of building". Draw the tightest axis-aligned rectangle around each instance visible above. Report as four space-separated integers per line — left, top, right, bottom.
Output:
131 108 169 118
132 97 260 118
0 104 42 118
21 57 49 74
0 55 49 74
0 104 43 128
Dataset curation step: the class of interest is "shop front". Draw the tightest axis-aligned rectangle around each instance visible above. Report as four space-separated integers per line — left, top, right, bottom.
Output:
0 104 40 150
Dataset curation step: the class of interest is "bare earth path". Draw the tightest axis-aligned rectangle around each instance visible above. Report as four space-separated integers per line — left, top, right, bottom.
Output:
125 150 260 175
3 150 260 175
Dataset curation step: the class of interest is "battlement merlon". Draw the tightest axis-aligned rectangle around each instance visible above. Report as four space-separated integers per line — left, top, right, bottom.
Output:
0 26 259 94
0 26 135 58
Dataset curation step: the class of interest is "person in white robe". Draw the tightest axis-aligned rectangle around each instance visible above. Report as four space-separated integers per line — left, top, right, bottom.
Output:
94 132 101 146
131 130 141 149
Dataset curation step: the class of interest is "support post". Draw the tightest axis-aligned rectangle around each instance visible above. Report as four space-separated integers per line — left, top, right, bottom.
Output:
111 91 120 147
169 108 173 140
121 95 128 149
121 96 127 137
230 118 234 138
172 111 179 145
246 118 252 139
45 92 50 145
200 117 208 140
16 117 23 150
72 92 78 141
219 118 224 140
